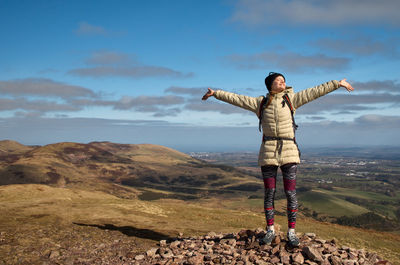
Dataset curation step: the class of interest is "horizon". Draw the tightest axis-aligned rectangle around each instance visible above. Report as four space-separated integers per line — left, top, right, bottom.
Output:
3 138 400 155
1 0 399 149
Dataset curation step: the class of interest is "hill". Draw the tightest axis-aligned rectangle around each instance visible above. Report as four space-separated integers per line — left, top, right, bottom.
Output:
0 141 262 198
0 140 36 154
0 184 398 264
0 141 399 264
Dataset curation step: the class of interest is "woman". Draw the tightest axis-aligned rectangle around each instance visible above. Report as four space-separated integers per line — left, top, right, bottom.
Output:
202 72 354 247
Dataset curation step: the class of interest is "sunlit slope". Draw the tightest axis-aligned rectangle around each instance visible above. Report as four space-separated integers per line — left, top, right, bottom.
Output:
0 140 35 154
0 141 262 194
0 184 399 263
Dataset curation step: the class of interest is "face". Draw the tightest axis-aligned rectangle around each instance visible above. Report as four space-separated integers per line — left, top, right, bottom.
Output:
270 76 286 92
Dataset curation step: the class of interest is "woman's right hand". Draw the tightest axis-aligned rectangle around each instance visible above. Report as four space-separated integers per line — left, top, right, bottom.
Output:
202 88 215 100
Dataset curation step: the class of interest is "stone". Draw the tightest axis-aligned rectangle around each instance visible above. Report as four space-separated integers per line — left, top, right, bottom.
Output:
146 247 158 257
170 240 180 248
302 246 323 262
329 255 342 265
207 231 217 238
188 254 204 265
321 258 331 265
375 261 391 265
342 259 356 265
129 229 390 265
305 233 316 238
270 256 280 263
255 227 264 234
348 251 358 260
249 254 258 262
222 249 232 256
134 254 145 261
260 244 272 252
323 244 337 254
271 245 280 255
159 248 174 259
221 238 237 246
238 229 248 238
255 260 269 265
305 261 318 265
247 240 260 249
280 251 291 264
272 235 281 245
292 252 304 264
160 240 167 247
367 253 378 263
49 250 60 259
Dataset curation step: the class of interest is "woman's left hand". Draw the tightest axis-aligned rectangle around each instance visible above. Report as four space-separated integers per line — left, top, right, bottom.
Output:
339 78 354 92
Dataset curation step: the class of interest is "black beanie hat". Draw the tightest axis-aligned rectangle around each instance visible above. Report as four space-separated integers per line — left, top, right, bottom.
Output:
265 72 285 91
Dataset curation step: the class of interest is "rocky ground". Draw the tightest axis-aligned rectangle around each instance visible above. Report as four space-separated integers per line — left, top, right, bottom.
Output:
133 229 391 265
0 226 392 265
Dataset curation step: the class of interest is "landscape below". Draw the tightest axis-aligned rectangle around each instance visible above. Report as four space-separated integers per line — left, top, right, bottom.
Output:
0 140 399 264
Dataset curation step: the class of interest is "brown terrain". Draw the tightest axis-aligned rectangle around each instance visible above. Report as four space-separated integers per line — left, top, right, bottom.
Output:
0 140 399 264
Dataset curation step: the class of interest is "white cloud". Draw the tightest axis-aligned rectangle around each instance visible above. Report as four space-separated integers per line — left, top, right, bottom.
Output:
113 95 185 110
313 37 399 57
85 50 135 65
165 86 206 97
75 22 107 36
0 98 81 113
1 114 399 151
296 92 400 115
68 50 194 79
68 65 194 79
230 0 400 27
225 51 349 73
0 78 98 99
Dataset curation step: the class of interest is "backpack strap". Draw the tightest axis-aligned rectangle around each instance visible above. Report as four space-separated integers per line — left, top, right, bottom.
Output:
282 93 301 157
258 95 268 132
282 94 298 131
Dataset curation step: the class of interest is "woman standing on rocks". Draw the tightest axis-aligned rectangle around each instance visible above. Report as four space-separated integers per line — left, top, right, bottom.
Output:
202 72 354 247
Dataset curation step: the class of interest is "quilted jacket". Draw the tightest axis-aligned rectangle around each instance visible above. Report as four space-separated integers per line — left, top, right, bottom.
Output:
214 80 340 166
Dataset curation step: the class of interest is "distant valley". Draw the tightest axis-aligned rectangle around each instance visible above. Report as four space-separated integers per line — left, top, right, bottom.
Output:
0 140 399 264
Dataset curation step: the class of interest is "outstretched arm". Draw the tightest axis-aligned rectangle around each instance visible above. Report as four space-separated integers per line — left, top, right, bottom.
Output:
202 87 261 114
292 79 354 109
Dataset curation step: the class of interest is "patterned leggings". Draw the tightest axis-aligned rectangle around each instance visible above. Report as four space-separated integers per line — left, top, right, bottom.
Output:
261 163 298 229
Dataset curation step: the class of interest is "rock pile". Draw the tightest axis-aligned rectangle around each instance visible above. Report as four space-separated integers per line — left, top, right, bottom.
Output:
133 229 390 265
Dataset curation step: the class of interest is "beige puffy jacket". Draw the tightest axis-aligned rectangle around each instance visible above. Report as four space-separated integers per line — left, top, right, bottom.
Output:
214 80 340 166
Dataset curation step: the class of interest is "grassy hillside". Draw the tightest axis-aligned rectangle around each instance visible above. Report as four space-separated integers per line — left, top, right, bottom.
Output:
0 140 35 154
0 141 399 263
0 184 399 264
0 141 262 197
299 189 370 217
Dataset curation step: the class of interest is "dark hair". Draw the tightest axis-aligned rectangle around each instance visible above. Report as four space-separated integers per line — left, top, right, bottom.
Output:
264 72 285 91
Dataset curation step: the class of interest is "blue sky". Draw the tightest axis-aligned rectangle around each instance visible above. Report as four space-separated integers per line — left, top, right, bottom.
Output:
0 0 399 152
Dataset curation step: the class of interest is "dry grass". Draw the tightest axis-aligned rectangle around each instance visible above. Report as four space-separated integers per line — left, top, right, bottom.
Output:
0 184 399 264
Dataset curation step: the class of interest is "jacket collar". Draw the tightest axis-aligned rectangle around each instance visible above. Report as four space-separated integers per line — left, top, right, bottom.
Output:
267 86 293 97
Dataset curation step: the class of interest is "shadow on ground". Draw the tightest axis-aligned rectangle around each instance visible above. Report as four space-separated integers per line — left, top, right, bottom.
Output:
73 222 173 241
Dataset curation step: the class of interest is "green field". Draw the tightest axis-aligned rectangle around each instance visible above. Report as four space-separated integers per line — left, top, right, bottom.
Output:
299 189 370 217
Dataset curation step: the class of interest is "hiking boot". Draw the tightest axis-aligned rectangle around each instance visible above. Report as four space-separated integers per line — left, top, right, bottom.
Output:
287 231 300 247
261 230 275 245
